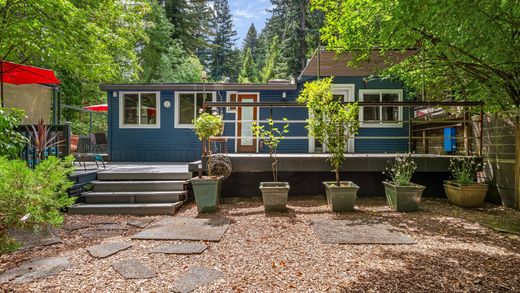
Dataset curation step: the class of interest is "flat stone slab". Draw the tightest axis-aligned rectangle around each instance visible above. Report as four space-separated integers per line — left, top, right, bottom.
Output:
127 218 155 228
81 230 122 239
87 242 132 258
311 219 416 245
0 257 70 284
133 218 229 242
96 223 128 230
171 267 223 293
91 220 118 225
63 223 90 231
7 227 62 250
112 259 155 279
149 243 208 255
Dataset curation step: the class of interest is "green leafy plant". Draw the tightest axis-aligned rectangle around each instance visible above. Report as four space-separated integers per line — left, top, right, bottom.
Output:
253 118 289 182
298 77 360 186
449 157 480 185
193 113 224 176
0 107 29 158
0 156 75 254
384 153 417 185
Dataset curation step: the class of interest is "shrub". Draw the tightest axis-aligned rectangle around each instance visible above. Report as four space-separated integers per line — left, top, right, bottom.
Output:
0 156 75 254
384 154 417 185
0 107 29 158
449 157 480 185
253 117 289 182
193 113 223 176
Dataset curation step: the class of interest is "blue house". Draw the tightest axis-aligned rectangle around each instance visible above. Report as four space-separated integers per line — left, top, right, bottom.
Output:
100 50 414 162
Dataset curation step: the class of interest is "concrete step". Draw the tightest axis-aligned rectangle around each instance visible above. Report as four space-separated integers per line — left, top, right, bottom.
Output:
91 180 186 192
68 202 183 215
83 191 186 204
97 171 192 181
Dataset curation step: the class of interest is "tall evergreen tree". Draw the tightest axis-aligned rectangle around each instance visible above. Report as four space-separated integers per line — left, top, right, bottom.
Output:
260 35 286 83
209 0 238 81
238 48 259 83
242 24 259 61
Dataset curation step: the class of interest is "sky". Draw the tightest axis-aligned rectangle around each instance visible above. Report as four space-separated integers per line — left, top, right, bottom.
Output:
229 0 272 48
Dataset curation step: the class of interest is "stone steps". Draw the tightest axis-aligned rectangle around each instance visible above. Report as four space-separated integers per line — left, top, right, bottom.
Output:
68 202 183 215
83 191 186 204
91 180 186 192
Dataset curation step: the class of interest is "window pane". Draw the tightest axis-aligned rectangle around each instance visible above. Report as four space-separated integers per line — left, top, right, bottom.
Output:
382 107 399 122
123 94 138 124
196 93 213 116
179 93 195 124
382 93 399 102
140 93 157 125
363 94 380 122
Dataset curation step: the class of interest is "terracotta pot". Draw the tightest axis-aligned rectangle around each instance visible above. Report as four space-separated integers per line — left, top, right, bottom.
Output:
260 182 290 211
443 180 488 208
383 181 425 212
323 181 359 212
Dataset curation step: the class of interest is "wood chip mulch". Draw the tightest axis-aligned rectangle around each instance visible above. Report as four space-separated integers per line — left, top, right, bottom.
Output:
1 197 519 292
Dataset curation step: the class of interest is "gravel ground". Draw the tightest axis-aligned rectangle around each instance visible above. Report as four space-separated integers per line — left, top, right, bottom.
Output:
1 197 520 292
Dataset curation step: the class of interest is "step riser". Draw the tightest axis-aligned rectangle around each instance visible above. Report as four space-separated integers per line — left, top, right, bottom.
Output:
97 173 192 181
68 202 182 216
85 194 184 204
92 182 185 192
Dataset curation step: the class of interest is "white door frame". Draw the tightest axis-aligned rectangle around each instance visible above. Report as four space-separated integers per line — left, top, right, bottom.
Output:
308 84 356 153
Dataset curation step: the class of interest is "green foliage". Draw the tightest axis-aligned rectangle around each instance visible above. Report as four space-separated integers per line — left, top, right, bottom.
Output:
298 78 359 185
243 24 259 62
260 36 286 83
313 0 520 110
193 113 223 144
253 118 289 182
384 154 417 186
0 108 28 158
449 157 480 185
0 156 75 253
238 48 259 83
209 0 238 81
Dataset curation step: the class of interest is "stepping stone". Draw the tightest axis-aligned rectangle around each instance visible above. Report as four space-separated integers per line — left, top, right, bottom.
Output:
91 220 118 225
133 218 229 242
112 259 155 279
171 267 223 293
127 218 154 228
7 227 62 250
87 242 132 258
311 219 416 245
149 243 208 255
63 223 90 231
81 230 122 239
0 257 70 284
96 224 128 230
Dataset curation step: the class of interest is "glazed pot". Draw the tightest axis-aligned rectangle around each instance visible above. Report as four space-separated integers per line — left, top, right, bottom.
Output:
443 180 488 208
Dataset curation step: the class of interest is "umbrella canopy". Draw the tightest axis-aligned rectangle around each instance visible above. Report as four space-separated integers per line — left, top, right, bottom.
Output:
83 104 108 112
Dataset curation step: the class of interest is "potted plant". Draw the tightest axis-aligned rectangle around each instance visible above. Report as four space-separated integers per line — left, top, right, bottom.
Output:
444 157 488 207
190 112 224 213
383 154 425 212
298 77 360 212
252 117 289 211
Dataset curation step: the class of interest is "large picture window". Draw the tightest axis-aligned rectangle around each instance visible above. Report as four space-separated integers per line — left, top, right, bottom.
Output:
175 92 215 128
119 92 160 128
359 90 403 127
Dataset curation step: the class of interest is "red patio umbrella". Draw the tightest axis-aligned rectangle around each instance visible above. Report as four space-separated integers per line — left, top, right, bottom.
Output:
0 60 61 107
84 104 108 112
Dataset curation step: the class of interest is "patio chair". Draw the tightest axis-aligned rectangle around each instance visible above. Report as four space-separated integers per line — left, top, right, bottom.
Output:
89 133 107 169
209 124 228 154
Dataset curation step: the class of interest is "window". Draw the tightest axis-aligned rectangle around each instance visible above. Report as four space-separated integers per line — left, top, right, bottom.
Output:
119 92 160 128
359 90 403 127
175 92 216 128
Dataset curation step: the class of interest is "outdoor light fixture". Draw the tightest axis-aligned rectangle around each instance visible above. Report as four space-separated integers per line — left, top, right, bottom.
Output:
201 70 207 81
282 91 287 100
163 100 171 109
112 91 117 98
363 77 368 88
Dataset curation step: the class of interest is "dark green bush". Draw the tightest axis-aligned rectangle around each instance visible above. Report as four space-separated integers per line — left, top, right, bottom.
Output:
0 107 29 158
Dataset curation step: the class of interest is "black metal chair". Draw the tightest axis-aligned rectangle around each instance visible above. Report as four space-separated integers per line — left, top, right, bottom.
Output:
89 133 107 169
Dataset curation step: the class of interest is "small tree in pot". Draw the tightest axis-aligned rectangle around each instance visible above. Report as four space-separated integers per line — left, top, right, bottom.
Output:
383 154 425 212
444 157 488 207
253 117 289 211
191 113 224 212
298 78 360 212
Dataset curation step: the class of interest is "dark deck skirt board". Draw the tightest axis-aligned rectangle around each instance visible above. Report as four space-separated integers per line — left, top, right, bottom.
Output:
188 153 483 173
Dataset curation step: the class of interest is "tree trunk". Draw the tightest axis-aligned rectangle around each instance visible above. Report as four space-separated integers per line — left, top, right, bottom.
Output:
335 168 340 186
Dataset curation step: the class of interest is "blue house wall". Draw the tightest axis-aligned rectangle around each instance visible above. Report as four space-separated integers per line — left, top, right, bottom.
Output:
106 76 411 162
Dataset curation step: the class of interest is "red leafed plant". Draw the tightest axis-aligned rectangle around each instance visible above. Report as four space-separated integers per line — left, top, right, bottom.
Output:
29 118 63 160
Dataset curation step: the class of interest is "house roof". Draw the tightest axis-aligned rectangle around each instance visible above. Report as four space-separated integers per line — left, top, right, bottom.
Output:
99 82 297 92
299 49 416 78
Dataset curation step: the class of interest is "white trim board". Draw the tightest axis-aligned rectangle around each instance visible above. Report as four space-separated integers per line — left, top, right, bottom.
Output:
174 91 217 129
358 89 404 128
118 91 161 129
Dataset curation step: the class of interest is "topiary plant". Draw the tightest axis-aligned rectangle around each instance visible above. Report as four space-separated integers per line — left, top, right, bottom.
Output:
193 112 223 176
298 77 359 186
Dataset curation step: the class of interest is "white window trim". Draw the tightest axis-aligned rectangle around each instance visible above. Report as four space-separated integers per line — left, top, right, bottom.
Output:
309 84 356 153
226 91 238 113
359 89 403 128
174 91 217 129
119 91 161 129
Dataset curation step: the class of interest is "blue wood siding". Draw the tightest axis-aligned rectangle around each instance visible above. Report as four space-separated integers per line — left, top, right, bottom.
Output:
107 75 412 162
